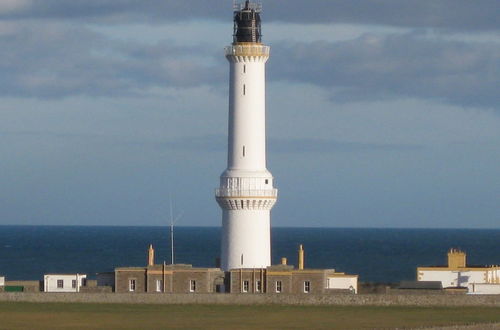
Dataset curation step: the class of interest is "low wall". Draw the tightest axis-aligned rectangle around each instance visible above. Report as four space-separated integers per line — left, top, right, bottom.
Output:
79 286 113 293
4 281 41 293
0 293 499 307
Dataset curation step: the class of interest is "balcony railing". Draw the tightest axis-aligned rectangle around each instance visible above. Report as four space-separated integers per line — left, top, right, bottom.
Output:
233 2 262 12
225 45 270 57
215 188 278 198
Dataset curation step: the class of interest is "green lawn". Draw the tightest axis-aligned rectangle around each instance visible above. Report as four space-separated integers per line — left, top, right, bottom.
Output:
0 302 499 329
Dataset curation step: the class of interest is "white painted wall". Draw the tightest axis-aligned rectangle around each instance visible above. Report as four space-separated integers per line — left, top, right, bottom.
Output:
44 274 87 293
221 209 271 269
327 276 358 294
486 268 500 283
227 56 268 171
469 283 500 295
0 276 4 286
419 270 487 288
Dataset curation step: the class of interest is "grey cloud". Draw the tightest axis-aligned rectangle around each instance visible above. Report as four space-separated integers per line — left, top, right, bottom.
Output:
1 1 499 32
0 22 224 98
270 33 500 108
3 21 498 109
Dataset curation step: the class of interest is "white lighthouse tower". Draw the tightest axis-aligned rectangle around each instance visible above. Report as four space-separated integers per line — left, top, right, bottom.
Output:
215 1 277 271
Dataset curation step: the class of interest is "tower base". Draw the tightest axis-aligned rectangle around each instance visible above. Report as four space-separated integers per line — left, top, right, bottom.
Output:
221 209 271 270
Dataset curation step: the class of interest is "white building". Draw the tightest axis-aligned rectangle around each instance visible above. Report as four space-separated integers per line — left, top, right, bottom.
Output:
0 276 4 287
417 249 500 294
327 274 358 294
43 274 87 293
469 283 500 295
216 1 277 271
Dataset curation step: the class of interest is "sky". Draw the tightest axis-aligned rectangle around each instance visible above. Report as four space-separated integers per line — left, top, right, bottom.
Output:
0 0 499 228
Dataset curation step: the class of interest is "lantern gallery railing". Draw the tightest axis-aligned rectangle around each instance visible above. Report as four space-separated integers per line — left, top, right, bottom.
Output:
225 45 270 57
233 1 262 12
215 188 278 198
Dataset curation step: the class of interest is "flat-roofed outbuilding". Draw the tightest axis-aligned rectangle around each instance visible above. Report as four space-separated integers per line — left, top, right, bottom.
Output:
43 274 87 293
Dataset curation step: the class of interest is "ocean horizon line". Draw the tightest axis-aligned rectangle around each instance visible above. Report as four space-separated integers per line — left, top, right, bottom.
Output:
0 224 498 230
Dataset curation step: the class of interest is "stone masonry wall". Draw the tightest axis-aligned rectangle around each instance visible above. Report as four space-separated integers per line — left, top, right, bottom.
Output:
0 292 499 307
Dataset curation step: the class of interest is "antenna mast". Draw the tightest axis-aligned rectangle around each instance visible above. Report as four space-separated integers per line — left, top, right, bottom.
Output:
169 196 183 265
170 198 174 265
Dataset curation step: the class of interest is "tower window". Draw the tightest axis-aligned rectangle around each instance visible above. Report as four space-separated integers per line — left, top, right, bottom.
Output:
265 179 268 184
243 146 245 157
243 65 246 73
156 280 163 292
276 281 282 293
129 279 136 292
243 84 246 95
304 281 311 293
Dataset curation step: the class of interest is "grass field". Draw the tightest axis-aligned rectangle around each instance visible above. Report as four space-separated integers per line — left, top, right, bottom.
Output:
0 302 499 329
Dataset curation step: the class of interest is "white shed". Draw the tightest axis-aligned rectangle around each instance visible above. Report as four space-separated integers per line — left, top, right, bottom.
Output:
469 283 500 295
326 274 358 294
43 274 87 292
0 276 5 286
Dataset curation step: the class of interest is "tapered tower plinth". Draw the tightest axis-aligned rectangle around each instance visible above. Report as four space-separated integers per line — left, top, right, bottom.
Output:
216 1 277 271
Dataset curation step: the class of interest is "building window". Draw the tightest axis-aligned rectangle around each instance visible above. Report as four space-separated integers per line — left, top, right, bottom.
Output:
265 179 269 184
276 281 282 293
190 280 196 292
57 280 64 288
129 279 136 292
243 65 246 73
81 278 87 287
304 281 311 293
156 280 163 292
256 280 261 292
72 280 77 289
243 280 249 293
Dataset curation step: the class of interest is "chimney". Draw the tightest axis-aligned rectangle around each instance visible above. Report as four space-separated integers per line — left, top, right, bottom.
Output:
148 244 155 266
281 257 287 265
447 248 466 268
298 244 304 270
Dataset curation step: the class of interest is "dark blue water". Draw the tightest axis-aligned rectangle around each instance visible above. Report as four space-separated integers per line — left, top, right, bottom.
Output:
0 226 498 283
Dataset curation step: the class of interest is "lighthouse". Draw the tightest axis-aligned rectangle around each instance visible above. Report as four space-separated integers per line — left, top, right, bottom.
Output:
215 1 277 271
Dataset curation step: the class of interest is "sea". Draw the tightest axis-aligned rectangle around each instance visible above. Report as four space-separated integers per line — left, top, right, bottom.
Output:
0 226 499 283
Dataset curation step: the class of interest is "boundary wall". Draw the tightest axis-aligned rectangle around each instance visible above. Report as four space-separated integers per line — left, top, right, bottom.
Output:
0 293 499 306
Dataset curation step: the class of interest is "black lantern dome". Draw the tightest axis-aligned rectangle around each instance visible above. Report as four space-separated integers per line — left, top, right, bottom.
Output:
233 1 262 44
